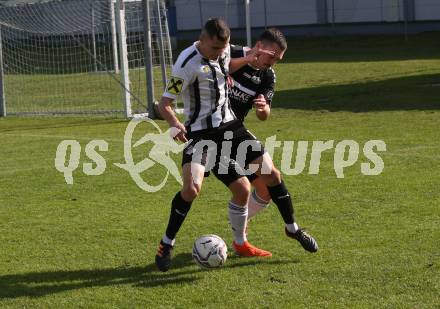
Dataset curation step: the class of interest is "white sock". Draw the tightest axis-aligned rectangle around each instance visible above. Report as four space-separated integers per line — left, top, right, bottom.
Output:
228 201 248 245
286 222 299 234
162 234 175 246
248 189 270 220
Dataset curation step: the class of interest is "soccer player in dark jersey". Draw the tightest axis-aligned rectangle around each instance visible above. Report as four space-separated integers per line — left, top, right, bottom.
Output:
227 28 319 253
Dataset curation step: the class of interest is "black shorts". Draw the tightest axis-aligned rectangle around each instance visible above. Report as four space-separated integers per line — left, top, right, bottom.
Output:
182 121 265 187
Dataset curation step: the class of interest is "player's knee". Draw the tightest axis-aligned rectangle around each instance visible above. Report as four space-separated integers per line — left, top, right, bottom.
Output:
262 167 281 186
239 183 251 199
268 167 281 184
182 184 200 201
231 178 251 205
272 167 281 182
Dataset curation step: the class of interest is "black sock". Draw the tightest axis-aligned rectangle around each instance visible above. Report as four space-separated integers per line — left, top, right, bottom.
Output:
267 180 295 224
165 192 193 241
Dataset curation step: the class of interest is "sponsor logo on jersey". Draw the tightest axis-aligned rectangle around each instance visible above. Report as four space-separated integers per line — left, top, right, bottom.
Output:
243 72 252 79
230 87 253 103
243 72 261 84
202 65 210 73
251 75 261 84
166 76 184 95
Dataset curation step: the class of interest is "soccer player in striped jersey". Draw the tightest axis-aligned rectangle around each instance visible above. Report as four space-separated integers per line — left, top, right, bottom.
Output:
154 18 273 272
226 28 319 253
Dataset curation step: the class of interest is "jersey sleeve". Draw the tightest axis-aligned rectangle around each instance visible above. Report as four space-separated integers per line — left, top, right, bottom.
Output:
258 68 276 106
163 54 195 100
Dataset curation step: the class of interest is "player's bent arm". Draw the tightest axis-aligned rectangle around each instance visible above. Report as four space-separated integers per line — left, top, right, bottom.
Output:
229 47 275 74
256 104 271 121
229 56 252 74
158 96 179 126
158 96 187 142
253 94 270 121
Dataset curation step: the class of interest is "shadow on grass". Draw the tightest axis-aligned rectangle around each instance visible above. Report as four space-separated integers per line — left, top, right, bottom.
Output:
273 73 440 112
0 253 298 298
225 255 300 269
0 253 195 299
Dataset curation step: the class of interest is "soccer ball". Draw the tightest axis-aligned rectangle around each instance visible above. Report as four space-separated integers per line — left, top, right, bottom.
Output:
192 234 228 268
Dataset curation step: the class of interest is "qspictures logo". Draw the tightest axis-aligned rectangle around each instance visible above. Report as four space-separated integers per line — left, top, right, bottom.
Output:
54 118 386 192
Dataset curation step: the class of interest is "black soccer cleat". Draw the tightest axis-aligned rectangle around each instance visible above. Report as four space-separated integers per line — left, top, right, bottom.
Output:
285 228 318 253
155 240 173 272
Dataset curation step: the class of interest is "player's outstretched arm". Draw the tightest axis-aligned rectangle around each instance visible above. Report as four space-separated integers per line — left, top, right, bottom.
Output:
254 94 271 121
229 47 275 74
158 96 188 142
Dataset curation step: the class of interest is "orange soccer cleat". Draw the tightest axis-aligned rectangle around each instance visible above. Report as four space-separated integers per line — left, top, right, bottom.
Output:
232 241 272 257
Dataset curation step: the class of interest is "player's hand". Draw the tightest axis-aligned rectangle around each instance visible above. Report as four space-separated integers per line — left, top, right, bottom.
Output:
253 94 267 111
227 76 234 88
246 47 275 63
170 121 188 143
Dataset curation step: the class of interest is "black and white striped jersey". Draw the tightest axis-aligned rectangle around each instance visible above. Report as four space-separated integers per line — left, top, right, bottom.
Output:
229 44 276 122
163 42 236 133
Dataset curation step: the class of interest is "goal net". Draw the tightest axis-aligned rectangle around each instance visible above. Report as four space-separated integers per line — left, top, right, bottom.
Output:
0 0 173 117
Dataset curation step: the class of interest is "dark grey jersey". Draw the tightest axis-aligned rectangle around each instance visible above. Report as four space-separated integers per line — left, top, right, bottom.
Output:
229 45 276 122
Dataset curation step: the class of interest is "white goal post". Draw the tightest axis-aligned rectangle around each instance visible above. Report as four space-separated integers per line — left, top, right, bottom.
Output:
0 0 173 118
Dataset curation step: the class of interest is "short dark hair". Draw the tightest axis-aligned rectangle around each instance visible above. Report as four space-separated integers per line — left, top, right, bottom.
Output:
203 18 230 43
258 28 287 51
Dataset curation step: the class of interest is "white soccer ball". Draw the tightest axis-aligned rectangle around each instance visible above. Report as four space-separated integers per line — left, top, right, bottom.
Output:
192 234 228 268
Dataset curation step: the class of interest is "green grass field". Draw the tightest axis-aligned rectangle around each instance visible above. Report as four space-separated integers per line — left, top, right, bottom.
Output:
1 34 439 308
4 67 168 114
